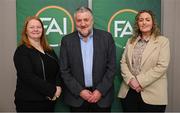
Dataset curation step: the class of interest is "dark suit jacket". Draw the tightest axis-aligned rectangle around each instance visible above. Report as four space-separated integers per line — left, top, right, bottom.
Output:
59 28 116 107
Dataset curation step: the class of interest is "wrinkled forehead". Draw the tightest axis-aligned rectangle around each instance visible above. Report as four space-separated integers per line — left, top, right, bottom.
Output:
77 11 91 16
75 11 93 20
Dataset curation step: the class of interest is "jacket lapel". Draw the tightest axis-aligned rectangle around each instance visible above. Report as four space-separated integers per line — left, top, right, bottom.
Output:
93 30 97 63
141 36 158 66
74 32 84 74
127 39 138 68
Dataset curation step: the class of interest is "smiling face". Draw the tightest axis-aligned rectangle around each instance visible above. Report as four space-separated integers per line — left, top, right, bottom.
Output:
138 12 153 36
26 19 43 41
75 10 93 38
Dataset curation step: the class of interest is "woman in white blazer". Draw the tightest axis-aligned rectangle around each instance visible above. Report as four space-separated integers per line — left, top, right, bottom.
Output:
118 10 170 112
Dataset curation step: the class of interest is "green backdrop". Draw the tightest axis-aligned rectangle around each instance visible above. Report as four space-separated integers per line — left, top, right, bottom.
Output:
16 0 161 112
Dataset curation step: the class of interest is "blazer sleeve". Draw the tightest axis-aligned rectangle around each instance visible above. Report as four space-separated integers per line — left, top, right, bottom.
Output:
121 39 136 85
96 33 116 96
136 37 170 88
59 38 83 97
13 48 56 98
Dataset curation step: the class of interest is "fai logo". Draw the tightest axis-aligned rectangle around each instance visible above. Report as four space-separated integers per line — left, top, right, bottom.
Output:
36 6 74 47
108 9 137 49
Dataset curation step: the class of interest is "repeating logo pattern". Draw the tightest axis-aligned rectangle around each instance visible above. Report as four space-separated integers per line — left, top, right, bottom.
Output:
108 9 137 49
36 6 74 47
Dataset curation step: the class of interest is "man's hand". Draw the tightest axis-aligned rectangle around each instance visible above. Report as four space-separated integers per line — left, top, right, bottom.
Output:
87 89 102 103
80 89 93 101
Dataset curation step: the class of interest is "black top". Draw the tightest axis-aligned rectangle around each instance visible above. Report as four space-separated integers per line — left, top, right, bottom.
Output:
13 44 60 101
39 51 59 83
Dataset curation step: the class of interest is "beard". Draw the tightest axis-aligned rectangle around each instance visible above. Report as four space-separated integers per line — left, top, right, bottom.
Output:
80 30 91 37
78 27 92 38
77 23 93 38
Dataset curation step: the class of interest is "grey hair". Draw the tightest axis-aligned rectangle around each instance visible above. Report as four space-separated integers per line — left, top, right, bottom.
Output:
74 6 93 18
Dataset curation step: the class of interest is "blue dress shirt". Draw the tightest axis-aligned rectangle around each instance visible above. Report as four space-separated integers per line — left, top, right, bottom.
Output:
79 33 93 87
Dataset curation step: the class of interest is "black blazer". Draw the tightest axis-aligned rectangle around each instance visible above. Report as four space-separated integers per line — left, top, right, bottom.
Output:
59 28 116 107
13 44 60 101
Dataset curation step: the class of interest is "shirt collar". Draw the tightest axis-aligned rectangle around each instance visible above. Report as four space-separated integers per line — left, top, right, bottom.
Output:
137 35 150 42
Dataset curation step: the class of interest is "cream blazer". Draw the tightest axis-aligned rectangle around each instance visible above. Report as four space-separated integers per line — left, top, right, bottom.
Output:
118 35 170 105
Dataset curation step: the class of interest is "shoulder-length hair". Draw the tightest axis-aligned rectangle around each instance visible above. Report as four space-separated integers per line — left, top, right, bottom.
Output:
130 10 160 44
19 16 52 51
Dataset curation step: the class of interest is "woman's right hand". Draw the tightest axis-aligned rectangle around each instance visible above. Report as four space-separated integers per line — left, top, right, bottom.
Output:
128 78 142 92
55 86 62 98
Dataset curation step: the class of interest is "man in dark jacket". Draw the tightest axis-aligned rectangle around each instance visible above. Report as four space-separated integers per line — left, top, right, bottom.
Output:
59 6 116 112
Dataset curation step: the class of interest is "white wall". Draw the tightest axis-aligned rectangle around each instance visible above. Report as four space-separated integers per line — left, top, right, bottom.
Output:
0 0 180 111
162 0 180 111
0 0 16 111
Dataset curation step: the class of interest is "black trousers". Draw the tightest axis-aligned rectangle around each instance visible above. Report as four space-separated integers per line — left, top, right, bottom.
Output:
70 101 111 112
121 88 166 112
15 99 55 112
70 87 111 112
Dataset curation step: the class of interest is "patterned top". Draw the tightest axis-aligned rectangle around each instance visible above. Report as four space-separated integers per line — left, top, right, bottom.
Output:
132 36 150 76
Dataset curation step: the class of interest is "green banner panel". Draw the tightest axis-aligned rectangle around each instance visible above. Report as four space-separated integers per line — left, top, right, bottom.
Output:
92 0 161 111
16 0 88 55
